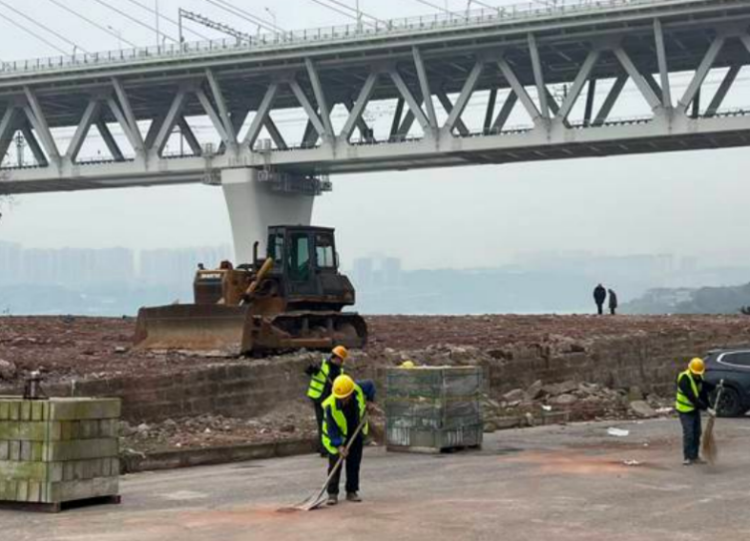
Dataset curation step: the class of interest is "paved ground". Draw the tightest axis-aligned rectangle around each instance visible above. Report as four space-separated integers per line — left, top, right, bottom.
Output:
4 418 750 541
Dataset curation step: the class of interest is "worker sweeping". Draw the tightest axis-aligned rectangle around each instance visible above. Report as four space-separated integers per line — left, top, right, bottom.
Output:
675 358 716 465
306 346 349 457
321 374 376 506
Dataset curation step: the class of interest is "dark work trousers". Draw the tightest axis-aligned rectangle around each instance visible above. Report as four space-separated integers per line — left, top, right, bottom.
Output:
679 411 702 461
596 303 604 315
311 399 325 454
327 435 364 496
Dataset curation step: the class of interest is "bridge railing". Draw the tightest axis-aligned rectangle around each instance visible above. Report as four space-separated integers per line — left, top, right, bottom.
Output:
0 0 686 78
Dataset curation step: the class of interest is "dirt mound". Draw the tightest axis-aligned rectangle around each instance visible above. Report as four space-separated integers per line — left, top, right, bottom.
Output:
3 314 749 383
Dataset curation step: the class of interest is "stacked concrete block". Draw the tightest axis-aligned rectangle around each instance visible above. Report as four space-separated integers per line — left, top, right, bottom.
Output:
0 397 121 509
386 367 484 453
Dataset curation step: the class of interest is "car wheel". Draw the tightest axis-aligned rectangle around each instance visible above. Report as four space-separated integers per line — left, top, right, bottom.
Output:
716 387 744 417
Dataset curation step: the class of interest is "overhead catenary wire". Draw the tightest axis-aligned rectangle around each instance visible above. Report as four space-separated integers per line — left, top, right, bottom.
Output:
412 0 469 17
462 0 491 9
214 0 284 31
469 0 508 11
42 0 138 49
0 0 88 53
307 0 358 20
121 0 211 41
322 0 385 23
0 12 69 55
179 10 252 43
91 0 178 43
202 0 283 33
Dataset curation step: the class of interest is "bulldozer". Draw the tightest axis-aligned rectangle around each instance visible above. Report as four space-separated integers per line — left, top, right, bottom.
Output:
133 225 368 355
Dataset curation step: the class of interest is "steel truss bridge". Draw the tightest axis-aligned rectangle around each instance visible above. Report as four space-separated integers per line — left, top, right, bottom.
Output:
1 0 750 195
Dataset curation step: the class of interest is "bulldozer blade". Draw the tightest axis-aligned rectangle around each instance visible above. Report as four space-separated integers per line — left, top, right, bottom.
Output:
134 306 368 356
133 305 251 356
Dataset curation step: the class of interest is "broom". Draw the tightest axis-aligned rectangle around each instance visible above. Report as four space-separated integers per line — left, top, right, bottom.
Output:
701 379 724 465
279 413 369 512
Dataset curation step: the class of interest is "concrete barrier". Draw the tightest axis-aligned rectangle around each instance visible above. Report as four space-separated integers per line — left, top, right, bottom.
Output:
0 396 121 508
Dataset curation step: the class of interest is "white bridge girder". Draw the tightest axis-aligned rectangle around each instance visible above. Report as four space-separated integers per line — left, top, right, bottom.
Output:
2 0 750 194
4 112 750 192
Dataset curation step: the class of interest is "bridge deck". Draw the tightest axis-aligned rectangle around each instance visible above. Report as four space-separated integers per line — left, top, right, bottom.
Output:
1 0 749 193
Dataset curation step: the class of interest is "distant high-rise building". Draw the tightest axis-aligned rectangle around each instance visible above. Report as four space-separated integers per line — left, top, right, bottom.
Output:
352 257 374 288
0 242 22 284
14 246 135 286
139 246 232 286
0 243 238 289
382 257 402 287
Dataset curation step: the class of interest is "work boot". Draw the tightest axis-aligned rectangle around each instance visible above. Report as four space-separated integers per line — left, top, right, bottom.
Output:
346 492 362 503
326 495 338 506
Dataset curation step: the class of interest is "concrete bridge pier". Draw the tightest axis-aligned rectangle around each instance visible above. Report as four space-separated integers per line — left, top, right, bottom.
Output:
221 168 315 264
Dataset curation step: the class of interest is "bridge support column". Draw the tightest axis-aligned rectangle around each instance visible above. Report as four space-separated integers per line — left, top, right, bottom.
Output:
222 168 315 264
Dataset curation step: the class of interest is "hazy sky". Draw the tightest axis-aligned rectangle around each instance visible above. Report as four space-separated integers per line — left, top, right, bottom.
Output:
1 0 750 270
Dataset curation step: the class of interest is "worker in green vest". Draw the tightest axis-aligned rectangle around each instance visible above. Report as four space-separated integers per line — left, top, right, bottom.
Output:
321 374 376 506
306 346 349 457
675 357 716 465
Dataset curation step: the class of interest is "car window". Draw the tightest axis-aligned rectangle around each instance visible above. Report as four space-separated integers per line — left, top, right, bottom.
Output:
718 352 750 368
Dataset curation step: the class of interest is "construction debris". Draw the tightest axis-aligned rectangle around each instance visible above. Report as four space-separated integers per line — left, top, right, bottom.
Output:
119 409 318 454
481 379 672 432
0 359 17 380
630 400 658 418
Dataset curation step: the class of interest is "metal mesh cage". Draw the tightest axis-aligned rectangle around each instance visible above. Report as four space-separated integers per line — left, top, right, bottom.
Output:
385 367 484 452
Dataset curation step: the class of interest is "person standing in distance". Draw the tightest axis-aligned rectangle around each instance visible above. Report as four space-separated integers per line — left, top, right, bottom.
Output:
608 288 619 315
593 284 607 315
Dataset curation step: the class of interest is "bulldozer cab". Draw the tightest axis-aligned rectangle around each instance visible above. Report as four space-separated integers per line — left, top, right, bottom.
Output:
265 226 350 304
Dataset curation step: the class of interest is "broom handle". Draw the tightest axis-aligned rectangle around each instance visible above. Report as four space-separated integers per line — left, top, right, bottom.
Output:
713 379 724 416
313 413 369 500
711 379 725 414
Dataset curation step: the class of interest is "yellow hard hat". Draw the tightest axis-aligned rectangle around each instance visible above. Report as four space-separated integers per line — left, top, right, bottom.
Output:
332 346 349 361
688 357 706 376
400 360 416 369
332 375 355 399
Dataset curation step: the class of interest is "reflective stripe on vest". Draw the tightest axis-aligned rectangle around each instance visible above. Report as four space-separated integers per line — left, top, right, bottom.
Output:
321 384 369 455
307 359 344 400
675 370 701 413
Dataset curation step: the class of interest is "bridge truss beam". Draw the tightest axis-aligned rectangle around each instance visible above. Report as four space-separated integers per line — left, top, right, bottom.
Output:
2 0 750 193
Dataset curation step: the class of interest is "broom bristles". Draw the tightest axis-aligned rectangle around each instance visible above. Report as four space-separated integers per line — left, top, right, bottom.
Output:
702 416 718 464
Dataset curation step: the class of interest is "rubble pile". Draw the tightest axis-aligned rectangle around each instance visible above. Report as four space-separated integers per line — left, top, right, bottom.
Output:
119 406 318 454
0 358 17 380
482 380 673 432
118 405 386 455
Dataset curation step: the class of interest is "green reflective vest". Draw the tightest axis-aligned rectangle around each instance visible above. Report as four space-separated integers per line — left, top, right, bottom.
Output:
321 384 369 455
675 370 702 413
307 358 344 401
